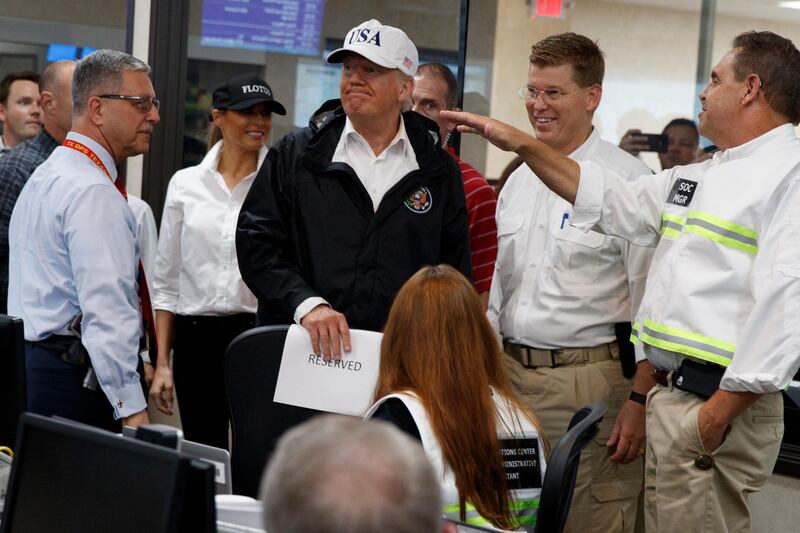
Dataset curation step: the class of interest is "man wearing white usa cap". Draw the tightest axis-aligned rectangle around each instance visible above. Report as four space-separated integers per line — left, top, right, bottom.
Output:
237 19 471 358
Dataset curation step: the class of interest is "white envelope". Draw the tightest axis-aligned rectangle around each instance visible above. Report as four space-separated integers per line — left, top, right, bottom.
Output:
273 324 382 416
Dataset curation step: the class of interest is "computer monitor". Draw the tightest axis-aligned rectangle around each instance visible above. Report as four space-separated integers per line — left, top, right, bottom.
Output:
0 315 25 447
0 413 211 533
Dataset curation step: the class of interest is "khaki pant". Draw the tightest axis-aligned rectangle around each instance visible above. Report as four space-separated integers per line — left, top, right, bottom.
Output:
504 353 643 533
645 385 784 533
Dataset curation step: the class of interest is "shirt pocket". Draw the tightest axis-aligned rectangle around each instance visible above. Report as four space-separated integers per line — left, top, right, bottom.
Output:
549 223 607 282
495 215 527 285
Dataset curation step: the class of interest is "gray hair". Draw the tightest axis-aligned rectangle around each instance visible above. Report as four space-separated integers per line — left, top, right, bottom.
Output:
72 49 150 116
260 415 442 533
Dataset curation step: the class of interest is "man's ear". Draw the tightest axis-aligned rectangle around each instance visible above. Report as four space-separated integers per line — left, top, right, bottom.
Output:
585 84 602 113
397 74 414 103
39 91 55 114
0 103 7 123
742 74 762 105
85 96 104 127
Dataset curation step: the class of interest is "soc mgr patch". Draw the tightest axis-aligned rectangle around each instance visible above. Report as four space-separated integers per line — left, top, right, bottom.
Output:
404 186 432 214
666 178 698 207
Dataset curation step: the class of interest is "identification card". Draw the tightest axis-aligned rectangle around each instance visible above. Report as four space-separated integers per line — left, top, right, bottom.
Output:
500 437 542 489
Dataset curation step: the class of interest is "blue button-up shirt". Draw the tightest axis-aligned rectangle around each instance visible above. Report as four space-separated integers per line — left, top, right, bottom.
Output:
8 131 146 419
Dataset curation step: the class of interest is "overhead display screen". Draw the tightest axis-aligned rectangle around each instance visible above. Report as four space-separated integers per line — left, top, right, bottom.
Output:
201 0 325 56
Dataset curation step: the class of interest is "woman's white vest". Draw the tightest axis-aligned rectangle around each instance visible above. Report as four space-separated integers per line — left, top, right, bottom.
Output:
365 388 546 532
631 127 800 369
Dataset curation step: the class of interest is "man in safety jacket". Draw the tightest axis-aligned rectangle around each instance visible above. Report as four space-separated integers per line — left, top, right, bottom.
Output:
236 19 470 358
441 30 800 533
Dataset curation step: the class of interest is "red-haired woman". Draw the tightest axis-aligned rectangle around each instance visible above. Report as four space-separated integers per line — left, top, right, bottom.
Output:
366 265 549 531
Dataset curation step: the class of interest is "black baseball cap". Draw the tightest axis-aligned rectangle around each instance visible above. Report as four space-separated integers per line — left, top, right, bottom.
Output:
212 73 286 115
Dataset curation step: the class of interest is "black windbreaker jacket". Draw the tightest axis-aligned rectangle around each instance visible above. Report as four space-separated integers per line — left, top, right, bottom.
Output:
236 100 471 331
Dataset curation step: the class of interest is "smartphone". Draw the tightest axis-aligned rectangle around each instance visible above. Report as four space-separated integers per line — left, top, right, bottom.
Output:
637 133 669 153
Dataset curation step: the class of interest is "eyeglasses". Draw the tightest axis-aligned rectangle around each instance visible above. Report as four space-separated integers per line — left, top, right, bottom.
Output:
517 86 567 102
98 94 161 113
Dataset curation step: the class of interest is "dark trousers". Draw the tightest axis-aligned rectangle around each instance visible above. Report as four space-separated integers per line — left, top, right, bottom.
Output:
25 343 120 433
172 313 254 450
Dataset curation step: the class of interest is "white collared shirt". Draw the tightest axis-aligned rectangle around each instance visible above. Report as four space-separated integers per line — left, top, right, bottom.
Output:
488 129 654 350
294 115 419 323
332 116 419 212
151 140 265 316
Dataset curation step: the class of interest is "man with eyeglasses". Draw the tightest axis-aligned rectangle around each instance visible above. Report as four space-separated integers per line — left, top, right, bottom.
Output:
485 33 653 533
237 19 470 358
7 49 160 431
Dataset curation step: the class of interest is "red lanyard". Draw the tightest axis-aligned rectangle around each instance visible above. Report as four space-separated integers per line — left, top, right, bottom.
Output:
62 137 158 356
63 139 111 179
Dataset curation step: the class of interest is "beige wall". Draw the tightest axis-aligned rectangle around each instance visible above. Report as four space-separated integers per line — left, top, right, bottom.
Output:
0 0 126 26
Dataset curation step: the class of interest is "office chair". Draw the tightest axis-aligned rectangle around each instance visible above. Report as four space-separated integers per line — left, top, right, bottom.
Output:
534 403 608 533
0 314 26 448
224 325 322 497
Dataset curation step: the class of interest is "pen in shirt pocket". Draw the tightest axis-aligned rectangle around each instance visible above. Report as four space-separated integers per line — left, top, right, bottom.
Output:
560 211 569 230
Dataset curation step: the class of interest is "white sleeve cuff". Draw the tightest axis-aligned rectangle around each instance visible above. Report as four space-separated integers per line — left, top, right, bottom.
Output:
294 297 330 324
570 161 605 231
719 368 786 394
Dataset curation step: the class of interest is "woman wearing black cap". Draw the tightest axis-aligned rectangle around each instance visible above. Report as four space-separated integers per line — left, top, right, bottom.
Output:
149 74 286 449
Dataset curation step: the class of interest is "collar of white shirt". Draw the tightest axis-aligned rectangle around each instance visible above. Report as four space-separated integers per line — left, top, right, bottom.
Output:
333 115 416 164
569 127 600 161
64 131 119 181
715 122 796 163
202 139 268 173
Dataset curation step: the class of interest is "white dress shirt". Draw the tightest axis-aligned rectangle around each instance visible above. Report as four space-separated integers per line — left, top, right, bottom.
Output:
488 129 654 350
128 195 158 281
152 140 264 316
294 116 419 323
573 124 800 392
8 131 146 418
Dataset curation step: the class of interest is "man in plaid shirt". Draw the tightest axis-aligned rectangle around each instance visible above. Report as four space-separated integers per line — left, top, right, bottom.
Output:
0 61 74 313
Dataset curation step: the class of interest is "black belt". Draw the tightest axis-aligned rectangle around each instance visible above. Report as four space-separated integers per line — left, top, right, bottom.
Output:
652 358 724 399
27 334 91 367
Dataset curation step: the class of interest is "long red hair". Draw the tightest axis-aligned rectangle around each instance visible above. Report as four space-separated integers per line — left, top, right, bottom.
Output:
375 265 548 529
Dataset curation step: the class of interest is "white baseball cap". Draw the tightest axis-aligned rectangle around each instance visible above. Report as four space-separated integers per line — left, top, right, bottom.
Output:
326 19 419 76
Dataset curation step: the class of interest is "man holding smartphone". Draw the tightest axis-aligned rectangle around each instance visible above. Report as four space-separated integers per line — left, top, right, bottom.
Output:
486 33 653 532
620 118 699 170
444 30 800 533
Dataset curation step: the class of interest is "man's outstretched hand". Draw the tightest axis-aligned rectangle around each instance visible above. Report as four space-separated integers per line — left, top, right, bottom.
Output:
440 110 530 152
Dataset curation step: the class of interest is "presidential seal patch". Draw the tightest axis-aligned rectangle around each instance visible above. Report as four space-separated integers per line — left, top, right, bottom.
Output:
404 186 432 214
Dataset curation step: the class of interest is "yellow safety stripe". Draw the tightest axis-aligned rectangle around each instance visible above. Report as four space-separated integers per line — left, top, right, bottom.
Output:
509 498 540 511
639 319 734 366
443 502 476 514
684 211 758 255
444 499 540 526
660 212 685 239
630 322 642 345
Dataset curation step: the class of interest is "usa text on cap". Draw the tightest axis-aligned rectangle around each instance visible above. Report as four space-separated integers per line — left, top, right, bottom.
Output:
326 19 419 76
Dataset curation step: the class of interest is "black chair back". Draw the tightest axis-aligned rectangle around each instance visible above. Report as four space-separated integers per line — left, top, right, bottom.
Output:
223 325 322 497
0 314 25 447
535 403 608 533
